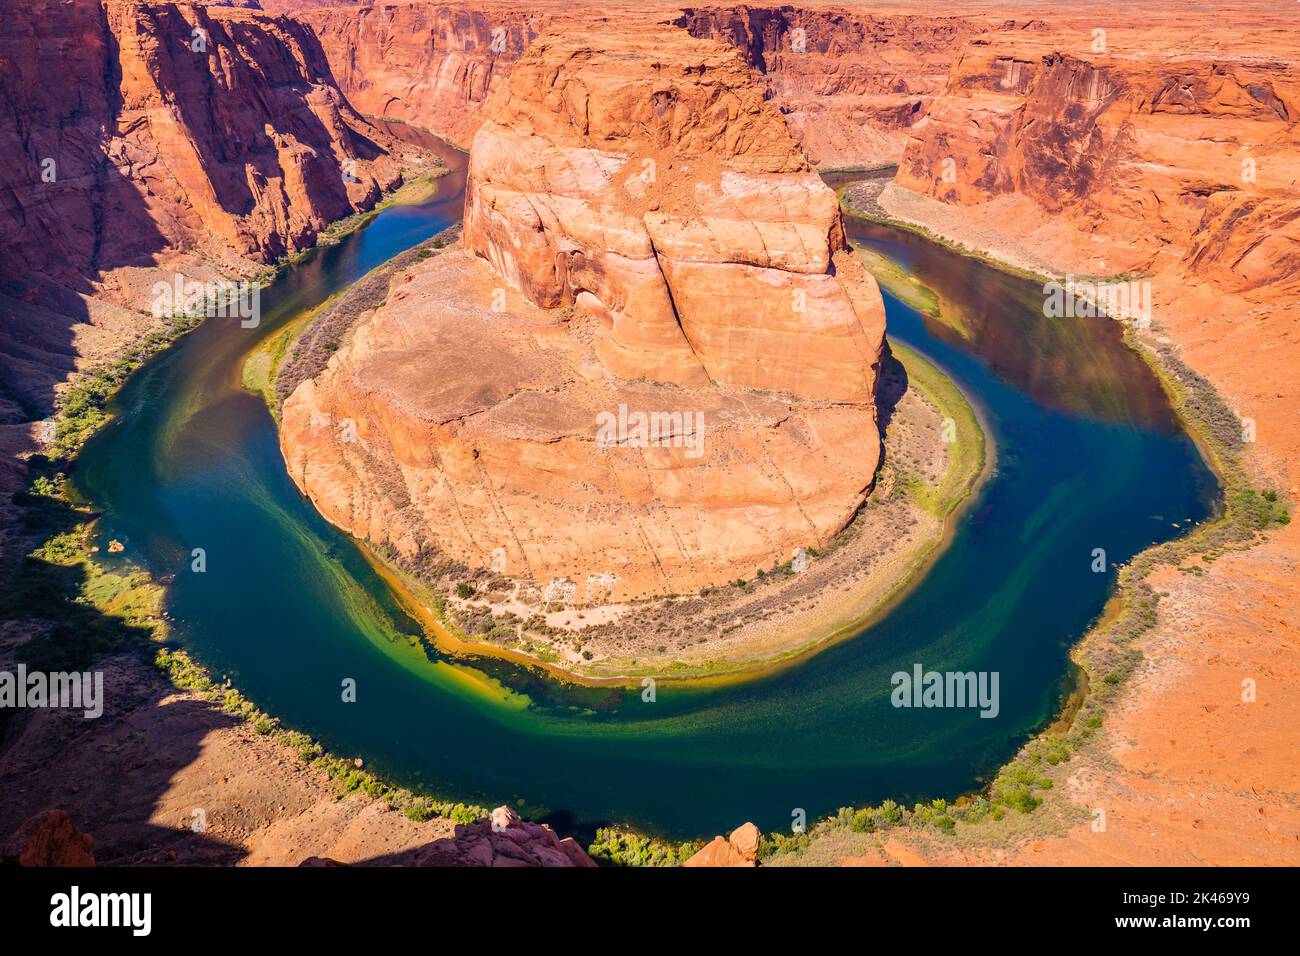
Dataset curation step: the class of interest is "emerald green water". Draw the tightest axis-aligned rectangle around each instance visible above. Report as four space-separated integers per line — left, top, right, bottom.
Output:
71 139 1216 841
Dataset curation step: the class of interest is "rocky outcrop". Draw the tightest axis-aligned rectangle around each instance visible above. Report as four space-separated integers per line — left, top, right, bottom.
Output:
298 3 1018 169
682 821 760 866
675 5 1000 168
282 27 885 602
403 805 596 867
0 1 403 298
892 33 1300 280
300 1 546 148
464 28 883 398
297 806 596 867
3 810 96 867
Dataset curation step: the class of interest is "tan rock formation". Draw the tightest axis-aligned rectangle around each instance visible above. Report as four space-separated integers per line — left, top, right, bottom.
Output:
301 1 545 148
2 810 96 867
832 3 1300 869
298 805 597 867
282 27 885 601
301 2 1015 169
682 821 761 866
892 30 1300 280
464 29 884 398
675 5 1002 168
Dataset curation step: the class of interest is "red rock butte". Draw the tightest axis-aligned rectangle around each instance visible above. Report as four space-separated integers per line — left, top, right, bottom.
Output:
281 27 887 601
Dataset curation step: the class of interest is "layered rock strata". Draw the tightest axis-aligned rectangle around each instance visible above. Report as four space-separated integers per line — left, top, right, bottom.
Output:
675 4 998 168
300 2 1015 167
0 1 404 297
891 31 1300 282
282 28 886 602
300 1 546 147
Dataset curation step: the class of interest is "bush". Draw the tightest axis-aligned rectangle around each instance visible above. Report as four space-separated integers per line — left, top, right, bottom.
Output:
587 828 699 867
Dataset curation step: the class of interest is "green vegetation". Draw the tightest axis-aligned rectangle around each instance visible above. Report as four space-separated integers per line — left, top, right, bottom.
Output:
891 340 986 519
51 313 202 458
854 246 942 319
6 444 490 829
3 222 492 835
241 295 335 418
2 473 160 674
157 647 487 825
587 828 701 867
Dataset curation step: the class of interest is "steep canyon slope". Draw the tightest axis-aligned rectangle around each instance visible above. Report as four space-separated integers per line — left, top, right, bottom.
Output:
291 0 1300 866
0 0 407 433
5 1 1298 869
0 0 436 868
845 3 1300 867
300 1 1025 168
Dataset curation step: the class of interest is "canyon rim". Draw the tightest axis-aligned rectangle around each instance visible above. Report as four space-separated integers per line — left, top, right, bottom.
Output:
0 0 1296 912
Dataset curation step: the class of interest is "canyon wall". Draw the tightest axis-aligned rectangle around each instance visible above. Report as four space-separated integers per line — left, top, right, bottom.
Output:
300 2 1017 168
0 0 412 465
300 1 547 147
281 27 886 602
0 1 403 298
854 7 1300 868
674 4 998 168
892 32 1300 282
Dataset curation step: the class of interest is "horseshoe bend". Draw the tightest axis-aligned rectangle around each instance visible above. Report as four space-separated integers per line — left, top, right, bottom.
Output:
276 28 961 675
1 0 1298 893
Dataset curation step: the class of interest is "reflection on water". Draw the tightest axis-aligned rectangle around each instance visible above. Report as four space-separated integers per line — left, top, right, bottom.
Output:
846 217 1178 431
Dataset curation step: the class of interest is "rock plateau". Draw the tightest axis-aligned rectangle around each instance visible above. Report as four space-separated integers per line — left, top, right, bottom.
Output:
281 27 887 601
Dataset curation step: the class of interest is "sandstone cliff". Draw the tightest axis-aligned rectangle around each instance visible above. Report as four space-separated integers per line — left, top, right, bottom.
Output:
281 27 886 602
463 29 883 398
852 5 1300 869
676 4 999 168
300 1 546 147
892 31 1300 282
0 0 413 439
300 2 1019 169
0 1 403 297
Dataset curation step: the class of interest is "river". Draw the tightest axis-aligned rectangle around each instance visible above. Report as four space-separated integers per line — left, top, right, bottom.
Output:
71 133 1216 841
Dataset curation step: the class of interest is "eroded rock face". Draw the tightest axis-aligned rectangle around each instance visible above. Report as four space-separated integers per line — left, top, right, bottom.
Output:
299 806 596 867
893 36 1300 280
676 5 1001 168
682 821 761 867
0 0 403 297
464 29 883 400
301 1 543 148
300 2 1012 169
282 28 885 602
2 810 96 867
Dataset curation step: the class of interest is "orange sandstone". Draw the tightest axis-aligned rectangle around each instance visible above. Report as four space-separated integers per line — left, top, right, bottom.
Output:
281 27 886 602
